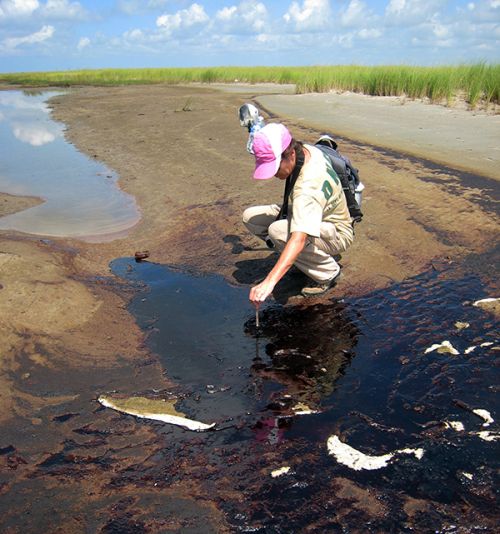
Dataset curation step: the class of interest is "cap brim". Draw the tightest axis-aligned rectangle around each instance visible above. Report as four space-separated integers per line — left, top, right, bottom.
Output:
253 160 278 180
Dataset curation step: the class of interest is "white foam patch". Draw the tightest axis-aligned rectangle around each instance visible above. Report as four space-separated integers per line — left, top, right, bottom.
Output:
472 409 494 427
327 435 424 471
476 431 499 442
444 421 465 431
473 298 499 306
424 340 459 355
271 466 291 478
292 403 319 415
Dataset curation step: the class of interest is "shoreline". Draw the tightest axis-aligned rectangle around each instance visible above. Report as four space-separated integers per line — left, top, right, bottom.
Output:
1 83 497 224
1 83 498 287
0 82 498 532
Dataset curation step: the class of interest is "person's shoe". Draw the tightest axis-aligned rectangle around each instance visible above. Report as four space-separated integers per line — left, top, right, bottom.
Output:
301 271 341 297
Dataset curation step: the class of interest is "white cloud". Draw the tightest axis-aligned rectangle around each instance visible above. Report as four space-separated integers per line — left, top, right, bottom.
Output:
0 92 48 111
77 35 89 49
0 0 84 20
215 1 268 33
39 0 85 20
334 31 355 48
341 0 368 27
463 0 500 20
2 0 497 68
358 28 382 39
12 122 57 146
123 28 143 41
385 0 447 24
90 0 500 63
386 0 405 15
0 0 39 19
217 6 236 21
0 95 63 146
156 3 209 34
256 33 274 43
432 20 450 39
284 0 332 31
3 24 54 49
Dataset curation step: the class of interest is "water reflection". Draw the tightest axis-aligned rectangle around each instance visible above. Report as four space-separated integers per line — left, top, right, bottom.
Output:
0 91 140 241
0 91 62 147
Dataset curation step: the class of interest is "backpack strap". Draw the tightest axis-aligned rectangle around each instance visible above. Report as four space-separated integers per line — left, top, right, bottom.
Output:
276 145 305 221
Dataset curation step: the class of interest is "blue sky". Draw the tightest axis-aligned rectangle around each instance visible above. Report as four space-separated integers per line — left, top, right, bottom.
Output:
0 0 499 72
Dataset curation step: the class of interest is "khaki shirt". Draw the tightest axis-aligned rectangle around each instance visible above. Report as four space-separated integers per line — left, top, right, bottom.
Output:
289 144 353 243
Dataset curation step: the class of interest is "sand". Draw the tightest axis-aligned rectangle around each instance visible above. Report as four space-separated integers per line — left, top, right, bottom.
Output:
256 90 500 179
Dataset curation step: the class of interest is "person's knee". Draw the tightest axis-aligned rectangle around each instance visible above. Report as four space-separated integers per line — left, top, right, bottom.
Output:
242 207 253 225
268 221 287 247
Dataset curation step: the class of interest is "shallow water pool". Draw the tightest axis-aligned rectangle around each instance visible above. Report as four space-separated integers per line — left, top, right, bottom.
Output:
0 90 140 241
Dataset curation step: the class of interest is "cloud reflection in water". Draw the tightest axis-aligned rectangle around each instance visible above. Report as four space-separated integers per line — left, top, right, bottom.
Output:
0 91 140 241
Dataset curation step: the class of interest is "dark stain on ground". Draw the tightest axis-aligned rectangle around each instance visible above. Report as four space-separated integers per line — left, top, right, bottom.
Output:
416 169 500 215
406 215 456 246
109 257 498 531
1 253 498 532
109 258 359 424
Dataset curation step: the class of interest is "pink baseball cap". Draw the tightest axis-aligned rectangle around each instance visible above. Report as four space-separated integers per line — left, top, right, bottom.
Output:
252 123 292 179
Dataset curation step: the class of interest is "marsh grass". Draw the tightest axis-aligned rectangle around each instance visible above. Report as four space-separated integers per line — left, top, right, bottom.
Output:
1 64 498 107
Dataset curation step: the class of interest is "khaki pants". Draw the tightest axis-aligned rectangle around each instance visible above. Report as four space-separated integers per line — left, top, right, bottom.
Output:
242 204 351 283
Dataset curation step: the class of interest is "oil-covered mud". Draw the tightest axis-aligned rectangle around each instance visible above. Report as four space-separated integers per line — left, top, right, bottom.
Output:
0 254 499 533
1 256 498 533
106 259 500 530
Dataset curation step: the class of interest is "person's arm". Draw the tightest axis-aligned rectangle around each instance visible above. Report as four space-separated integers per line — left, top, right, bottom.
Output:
249 231 308 307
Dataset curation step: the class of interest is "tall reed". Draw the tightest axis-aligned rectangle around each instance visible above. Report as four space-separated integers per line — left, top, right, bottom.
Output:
1 64 498 107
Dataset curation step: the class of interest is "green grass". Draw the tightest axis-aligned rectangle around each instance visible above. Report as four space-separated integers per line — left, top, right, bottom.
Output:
1 64 498 107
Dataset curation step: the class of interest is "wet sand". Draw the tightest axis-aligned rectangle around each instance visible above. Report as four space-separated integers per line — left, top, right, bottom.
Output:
0 84 498 532
0 192 43 217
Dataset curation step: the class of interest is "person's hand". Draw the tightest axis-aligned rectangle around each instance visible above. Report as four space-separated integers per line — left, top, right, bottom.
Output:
249 279 275 308
248 231 307 308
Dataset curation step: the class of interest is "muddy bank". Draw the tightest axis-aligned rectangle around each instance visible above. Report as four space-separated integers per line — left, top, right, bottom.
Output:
0 192 42 217
46 84 499 289
0 84 498 532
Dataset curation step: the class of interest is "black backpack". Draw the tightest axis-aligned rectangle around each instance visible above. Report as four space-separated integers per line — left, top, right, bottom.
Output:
315 135 363 224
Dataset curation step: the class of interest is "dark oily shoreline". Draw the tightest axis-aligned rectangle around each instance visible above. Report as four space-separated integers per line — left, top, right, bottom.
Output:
0 84 498 532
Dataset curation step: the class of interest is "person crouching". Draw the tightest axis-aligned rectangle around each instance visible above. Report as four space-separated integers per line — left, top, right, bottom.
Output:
242 123 353 307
